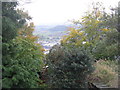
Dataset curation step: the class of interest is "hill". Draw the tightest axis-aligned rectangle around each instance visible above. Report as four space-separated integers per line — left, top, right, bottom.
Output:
47 25 68 32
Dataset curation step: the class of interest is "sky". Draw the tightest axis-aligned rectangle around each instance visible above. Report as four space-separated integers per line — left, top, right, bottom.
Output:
19 0 119 26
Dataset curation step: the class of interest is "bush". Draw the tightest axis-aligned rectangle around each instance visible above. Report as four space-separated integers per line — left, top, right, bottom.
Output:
92 30 119 60
2 37 44 88
88 60 118 88
46 45 94 88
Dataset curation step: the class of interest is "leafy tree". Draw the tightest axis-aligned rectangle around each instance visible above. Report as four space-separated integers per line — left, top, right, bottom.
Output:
92 29 119 60
61 2 119 60
92 5 119 60
2 23 44 88
2 36 44 88
2 2 44 88
2 2 31 43
61 2 109 49
61 27 86 46
47 45 94 88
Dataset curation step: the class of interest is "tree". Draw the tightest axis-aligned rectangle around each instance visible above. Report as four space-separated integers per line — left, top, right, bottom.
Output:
47 45 94 88
2 35 44 88
61 2 109 49
2 2 44 88
2 2 31 43
92 5 119 60
61 2 119 60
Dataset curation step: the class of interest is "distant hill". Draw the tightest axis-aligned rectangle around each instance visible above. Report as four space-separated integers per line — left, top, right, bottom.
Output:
34 25 69 33
48 25 68 32
34 25 54 33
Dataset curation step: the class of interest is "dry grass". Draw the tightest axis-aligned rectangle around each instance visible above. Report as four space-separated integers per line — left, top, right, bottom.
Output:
88 59 118 88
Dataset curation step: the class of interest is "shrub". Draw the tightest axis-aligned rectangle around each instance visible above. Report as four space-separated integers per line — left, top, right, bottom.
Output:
2 37 44 88
92 30 119 60
46 45 94 88
88 60 118 88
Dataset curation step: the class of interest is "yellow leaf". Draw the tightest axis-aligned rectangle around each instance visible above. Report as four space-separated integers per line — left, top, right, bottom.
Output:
101 28 109 31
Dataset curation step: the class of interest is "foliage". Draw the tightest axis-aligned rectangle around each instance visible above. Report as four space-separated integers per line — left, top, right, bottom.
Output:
92 16 119 60
2 2 31 43
2 1 119 88
61 2 108 48
2 2 44 88
88 60 118 88
2 36 44 88
18 23 38 41
46 45 94 88
61 2 119 60
61 27 86 47
2 22 45 88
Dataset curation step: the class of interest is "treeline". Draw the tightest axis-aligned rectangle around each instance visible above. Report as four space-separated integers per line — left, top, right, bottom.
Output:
2 1 119 89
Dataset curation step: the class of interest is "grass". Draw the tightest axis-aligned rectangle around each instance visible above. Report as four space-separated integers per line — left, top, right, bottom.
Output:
88 59 118 88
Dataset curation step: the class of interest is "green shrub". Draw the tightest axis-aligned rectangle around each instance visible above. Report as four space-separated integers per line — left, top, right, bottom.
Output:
2 37 44 88
92 30 119 60
46 45 94 88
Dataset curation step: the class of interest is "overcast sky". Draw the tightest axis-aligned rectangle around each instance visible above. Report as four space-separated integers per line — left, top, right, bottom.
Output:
20 0 119 26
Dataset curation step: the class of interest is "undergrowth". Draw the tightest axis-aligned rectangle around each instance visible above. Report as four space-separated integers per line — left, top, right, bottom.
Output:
88 60 118 88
